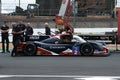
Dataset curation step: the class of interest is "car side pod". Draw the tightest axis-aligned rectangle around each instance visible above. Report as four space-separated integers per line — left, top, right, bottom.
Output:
80 43 94 56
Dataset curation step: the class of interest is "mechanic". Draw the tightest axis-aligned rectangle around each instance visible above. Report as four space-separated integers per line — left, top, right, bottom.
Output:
17 21 26 41
59 34 72 44
64 25 73 42
44 22 51 35
11 22 23 56
0 21 10 53
25 22 33 36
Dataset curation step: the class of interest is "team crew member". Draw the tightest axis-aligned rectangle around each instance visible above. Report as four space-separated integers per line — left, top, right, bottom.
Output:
17 21 26 41
44 22 51 35
25 22 33 36
11 22 23 56
0 21 10 53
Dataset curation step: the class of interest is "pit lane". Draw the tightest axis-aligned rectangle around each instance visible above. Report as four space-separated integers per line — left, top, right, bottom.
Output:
0 44 120 80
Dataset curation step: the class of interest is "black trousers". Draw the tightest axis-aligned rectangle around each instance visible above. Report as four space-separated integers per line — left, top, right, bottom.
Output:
1 36 9 52
12 36 21 54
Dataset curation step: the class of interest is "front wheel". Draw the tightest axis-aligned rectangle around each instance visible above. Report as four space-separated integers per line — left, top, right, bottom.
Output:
80 43 94 56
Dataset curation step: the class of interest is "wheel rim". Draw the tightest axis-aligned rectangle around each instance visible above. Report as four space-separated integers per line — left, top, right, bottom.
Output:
80 43 94 56
24 43 36 56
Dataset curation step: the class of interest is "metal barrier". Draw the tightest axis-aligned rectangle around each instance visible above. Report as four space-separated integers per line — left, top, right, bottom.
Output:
112 34 120 53
2 8 112 17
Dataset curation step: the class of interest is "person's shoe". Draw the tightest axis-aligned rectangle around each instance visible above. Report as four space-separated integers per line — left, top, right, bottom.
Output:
1 51 5 53
6 50 10 53
11 52 16 57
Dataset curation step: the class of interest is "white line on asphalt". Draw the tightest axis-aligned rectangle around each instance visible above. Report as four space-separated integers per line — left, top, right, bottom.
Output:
0 75 12 78
74 77 117 80
0 75 120 78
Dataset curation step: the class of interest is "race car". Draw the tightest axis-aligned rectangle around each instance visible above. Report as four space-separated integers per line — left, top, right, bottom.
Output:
11 34 110 56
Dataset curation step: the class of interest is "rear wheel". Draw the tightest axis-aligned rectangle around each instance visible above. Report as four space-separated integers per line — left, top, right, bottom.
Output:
80 43 94 56
23 42 37 56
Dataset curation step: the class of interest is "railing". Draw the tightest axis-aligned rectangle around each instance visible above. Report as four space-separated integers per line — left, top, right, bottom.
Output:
2 8 113 17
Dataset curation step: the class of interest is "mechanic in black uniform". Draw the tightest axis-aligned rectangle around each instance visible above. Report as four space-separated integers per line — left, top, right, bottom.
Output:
64 25 73 42
17 21 26 41
11 22 23 56
0 21 10 53
25 22 33 36
44 22 51 35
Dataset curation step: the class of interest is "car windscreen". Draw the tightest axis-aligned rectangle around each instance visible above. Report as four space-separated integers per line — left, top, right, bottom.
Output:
41 37 59 44
73 35 86 43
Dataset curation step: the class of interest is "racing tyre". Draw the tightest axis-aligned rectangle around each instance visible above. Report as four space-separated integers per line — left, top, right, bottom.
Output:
80 43 94 56
23 42 37 56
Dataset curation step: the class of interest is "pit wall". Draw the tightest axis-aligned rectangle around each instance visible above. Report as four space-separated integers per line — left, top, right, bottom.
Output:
3 20 117 28
1 16 117 28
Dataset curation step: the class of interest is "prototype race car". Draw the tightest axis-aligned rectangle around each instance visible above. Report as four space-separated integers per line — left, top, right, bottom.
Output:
11 34 110 56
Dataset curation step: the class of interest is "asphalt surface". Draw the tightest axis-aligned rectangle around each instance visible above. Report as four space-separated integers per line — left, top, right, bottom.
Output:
0 51 120 80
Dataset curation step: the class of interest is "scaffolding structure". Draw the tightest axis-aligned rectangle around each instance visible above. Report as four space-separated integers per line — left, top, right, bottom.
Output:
35 0 115 16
